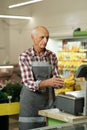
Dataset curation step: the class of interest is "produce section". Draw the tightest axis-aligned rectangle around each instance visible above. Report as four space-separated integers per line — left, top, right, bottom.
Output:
58 51 86 71
55 38 87 95
0 64 22 103
0 64 22 130
57 39 87 77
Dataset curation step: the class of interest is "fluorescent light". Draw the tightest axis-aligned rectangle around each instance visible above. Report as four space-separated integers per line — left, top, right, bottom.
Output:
0 15 32 20
0 66 14 69
9 0 43 8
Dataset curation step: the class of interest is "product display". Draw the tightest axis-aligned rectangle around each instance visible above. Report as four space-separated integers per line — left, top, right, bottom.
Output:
58 40 87 78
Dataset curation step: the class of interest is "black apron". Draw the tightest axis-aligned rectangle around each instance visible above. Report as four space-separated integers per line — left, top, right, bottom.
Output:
19 61 55 130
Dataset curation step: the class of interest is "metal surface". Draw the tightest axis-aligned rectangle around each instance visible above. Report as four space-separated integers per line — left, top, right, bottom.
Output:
55 93 84 115
65 82 87 116
65 90 84 98
31 120 87 130
75 65 87 115
83 81 87 115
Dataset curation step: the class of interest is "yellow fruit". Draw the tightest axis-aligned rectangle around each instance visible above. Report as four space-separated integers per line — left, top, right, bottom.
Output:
75 85 81 91
55 75 82 95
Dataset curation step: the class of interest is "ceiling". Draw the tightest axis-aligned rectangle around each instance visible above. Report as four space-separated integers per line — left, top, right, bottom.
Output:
1 0 87 16
0 0 87 33
0 0 45 15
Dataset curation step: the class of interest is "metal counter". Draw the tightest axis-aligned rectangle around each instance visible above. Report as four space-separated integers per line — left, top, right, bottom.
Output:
31 120 87 130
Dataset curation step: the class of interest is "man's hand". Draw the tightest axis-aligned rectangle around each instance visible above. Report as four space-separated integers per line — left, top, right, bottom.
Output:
39 77 64 89
48 77 64 89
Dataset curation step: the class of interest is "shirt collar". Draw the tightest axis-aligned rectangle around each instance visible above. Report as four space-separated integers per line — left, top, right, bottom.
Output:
31 46 50 57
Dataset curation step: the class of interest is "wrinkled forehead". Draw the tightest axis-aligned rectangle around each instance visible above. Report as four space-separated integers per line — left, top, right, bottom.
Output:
32 27 49 37
37 28 49 37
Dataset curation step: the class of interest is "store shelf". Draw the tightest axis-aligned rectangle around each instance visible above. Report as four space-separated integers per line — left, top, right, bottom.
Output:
0 102 20 116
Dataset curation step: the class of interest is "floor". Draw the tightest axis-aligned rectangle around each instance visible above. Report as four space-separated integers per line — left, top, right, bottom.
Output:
9 115 19 130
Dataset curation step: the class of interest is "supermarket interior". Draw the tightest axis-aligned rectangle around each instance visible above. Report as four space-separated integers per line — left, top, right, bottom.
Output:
1 0 87 130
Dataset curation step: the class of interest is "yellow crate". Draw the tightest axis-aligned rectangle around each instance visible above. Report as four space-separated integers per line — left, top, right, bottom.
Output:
0 102 20 116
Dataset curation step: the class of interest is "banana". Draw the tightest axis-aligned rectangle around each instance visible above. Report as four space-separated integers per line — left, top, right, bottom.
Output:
55 75 76 94
74 84 81 91
64 75 75 87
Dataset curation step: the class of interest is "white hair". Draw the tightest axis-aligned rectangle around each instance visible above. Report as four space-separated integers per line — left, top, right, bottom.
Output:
31 26 49 37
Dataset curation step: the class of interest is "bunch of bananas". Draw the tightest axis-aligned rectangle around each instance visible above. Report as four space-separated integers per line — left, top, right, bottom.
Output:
55 75 81 95
64 75 75 88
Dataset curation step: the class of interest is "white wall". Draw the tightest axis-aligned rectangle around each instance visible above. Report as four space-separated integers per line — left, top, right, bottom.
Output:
1 0 87 64
0 20 10 64
9 20 32 64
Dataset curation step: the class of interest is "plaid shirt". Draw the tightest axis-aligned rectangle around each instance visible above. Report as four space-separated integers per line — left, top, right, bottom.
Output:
19 47 59 91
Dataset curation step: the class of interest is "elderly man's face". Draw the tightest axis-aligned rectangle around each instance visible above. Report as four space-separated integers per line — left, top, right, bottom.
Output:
32 28 49 49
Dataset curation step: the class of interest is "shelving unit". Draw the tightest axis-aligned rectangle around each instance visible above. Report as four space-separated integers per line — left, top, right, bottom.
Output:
57 38 87 78
58 51 86 70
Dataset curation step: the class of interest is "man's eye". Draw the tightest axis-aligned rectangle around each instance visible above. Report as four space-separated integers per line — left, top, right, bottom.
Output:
40 36 49 40
40 36 44 39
